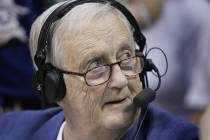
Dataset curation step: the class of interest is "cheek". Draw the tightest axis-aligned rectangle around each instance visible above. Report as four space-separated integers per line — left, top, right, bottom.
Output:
128 77 142 95
63 75 106 116
65 76 84 101
86 85 107 106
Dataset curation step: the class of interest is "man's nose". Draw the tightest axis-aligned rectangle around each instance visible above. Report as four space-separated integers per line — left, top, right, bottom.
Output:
107 64 128 89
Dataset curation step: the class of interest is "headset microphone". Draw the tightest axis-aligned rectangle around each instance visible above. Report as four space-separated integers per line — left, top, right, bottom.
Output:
133 88 156 107
133 57 161 108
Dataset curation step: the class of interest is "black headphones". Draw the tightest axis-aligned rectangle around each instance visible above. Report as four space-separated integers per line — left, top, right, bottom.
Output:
32 0 160 103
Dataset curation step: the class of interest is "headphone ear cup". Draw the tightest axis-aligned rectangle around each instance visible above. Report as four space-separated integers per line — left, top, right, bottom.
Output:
44 68 66 102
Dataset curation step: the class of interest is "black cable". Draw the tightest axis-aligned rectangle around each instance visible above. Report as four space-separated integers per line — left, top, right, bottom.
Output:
133 106 149 140
145 47 168 77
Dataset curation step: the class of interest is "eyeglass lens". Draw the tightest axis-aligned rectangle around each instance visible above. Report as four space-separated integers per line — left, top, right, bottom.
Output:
85 57 143 86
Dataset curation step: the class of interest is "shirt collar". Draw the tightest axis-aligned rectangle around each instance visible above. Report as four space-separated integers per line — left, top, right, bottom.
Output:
56 121 66 140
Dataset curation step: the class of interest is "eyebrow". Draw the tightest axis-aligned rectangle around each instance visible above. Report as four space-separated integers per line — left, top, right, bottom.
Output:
78 41 134 71
119 43 133 52
117 42 135 57
79 50 106 72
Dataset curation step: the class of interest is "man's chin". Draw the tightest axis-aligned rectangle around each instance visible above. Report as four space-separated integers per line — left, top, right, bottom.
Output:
102 108 139 131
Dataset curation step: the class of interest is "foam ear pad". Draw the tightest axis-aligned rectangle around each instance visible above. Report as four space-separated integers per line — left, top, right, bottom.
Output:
44 68 66 102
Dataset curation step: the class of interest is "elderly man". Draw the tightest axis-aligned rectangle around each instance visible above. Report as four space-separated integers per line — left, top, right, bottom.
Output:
0 0 198 140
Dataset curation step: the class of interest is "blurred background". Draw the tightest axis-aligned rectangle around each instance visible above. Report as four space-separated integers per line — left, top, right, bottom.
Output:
124 0 210 124
0 0 210 125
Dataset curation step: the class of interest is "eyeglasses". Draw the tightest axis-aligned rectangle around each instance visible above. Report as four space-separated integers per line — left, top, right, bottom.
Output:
59 56 144 86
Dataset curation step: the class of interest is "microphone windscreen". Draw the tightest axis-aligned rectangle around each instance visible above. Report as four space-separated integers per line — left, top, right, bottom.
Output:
133 88 156 107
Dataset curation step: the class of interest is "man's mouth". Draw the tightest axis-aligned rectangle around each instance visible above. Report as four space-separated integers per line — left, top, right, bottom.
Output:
105 97 127 105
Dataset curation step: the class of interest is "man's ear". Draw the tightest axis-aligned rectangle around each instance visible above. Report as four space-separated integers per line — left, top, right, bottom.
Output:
57 101 64 108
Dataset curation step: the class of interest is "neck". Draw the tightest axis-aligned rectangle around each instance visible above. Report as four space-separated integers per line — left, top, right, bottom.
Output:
63 122 127 140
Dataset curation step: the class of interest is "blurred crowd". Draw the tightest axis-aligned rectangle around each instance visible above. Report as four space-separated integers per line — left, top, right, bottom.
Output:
125 0 210 124
0 0 210 126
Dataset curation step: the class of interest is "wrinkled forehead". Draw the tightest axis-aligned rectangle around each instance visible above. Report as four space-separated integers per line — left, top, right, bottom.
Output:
55 3 133 46
53 3 134 68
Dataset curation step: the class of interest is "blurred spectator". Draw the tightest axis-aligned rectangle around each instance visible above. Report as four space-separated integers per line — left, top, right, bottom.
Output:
0 0 42 111
184 14 210 123
185 15 210 110
144 0 210 119
125 0 163 29
0 0 28 46
125 0 210 120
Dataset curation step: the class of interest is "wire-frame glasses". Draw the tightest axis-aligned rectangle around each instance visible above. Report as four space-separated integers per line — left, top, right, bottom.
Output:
59 56 144 86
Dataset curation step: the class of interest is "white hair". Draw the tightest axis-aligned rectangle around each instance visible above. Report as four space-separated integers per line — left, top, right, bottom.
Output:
29 0 133 70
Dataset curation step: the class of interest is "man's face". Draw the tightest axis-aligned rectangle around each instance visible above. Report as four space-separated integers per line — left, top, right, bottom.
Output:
58 13 142 133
